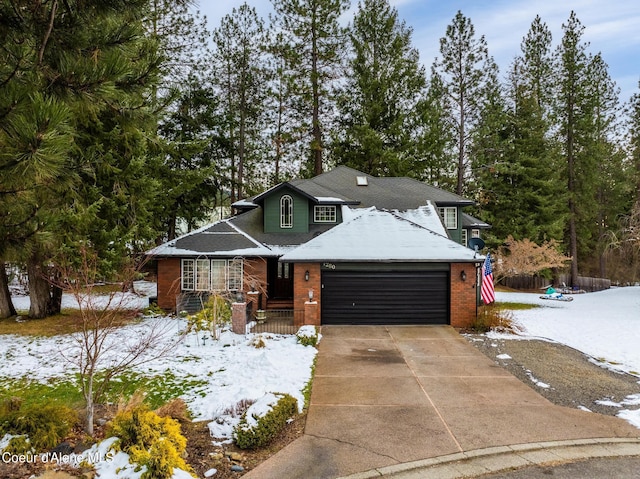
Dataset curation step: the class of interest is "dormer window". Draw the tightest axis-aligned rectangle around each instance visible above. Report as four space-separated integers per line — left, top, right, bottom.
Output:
314 205 337 223
280 195 293 228
438 207 457 229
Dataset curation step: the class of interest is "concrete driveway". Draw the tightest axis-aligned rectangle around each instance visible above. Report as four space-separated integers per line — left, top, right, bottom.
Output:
244 326 639 479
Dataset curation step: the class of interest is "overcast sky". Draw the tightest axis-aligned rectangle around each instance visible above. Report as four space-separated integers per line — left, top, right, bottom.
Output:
193 0 640 102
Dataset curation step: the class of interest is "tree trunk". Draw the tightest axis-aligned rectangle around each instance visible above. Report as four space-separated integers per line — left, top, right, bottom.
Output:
311 16 323 176
27 253 54 318
0 262 17 319
85 378 95 436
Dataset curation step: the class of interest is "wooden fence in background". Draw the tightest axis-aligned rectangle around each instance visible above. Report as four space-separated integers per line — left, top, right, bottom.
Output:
502 274 611 292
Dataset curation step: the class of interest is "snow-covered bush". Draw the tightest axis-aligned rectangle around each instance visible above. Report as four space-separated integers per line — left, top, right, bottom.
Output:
233 393 298 449
296 325 318 347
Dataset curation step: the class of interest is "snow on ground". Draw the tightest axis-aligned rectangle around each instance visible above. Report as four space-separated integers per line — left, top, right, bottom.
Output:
10 280 158 312
0 282 317 477
493 286 640 429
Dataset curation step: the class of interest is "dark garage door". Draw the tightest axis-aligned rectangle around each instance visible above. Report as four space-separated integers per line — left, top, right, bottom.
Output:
321 270 449 325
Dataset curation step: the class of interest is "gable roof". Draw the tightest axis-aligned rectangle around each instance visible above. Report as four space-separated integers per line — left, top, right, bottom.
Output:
281 205 481 263
147 217 274 258
236 166 474 211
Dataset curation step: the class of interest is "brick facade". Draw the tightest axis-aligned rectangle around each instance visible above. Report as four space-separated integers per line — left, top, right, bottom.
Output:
156 256 269 313
157 256 479 328
293 263 321 324
450 263 479 329
156 257 181 311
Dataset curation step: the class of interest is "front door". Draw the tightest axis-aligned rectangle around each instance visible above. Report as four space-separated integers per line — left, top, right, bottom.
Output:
267 259 294 299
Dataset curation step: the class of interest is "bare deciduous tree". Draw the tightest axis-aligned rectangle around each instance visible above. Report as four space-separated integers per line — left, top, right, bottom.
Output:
56 248 184 435
494 235 572 284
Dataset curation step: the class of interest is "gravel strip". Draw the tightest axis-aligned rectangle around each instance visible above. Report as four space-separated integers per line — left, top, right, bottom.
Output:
464 334 640 417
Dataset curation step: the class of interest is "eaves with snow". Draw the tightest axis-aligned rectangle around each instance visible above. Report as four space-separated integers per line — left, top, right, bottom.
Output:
281 205 482 263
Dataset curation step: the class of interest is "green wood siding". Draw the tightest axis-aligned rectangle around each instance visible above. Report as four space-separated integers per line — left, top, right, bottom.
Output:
264 188 309 233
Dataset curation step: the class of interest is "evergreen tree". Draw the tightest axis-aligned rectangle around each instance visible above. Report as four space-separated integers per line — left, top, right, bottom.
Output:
553 11 592 284
0 0 162 317
475 16 564 246
210 3 269 202
270 0 350 176
433 10 494 195
263 31 304 185
412 71 457 189
582 53 627 277
157 82 222 240
333 0 426 176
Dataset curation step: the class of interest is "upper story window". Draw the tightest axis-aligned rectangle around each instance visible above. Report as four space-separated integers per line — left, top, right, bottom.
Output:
314 205 337 223
471 229 480 238
280 195 293 228
438 207 457 229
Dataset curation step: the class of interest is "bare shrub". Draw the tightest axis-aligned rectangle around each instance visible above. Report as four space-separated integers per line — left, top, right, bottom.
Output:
472 305 521 334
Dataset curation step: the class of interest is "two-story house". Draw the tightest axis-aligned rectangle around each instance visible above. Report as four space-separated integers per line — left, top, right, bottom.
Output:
148 166 489 328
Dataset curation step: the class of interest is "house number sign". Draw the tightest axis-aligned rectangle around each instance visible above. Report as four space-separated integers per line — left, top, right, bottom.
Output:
322 262 336 270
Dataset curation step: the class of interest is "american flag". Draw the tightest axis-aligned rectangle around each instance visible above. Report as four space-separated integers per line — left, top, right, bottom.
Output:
481 253 495 304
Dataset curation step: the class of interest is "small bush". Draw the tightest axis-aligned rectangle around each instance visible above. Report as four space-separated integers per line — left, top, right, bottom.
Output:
250 334 267 348
233 393 298 450
107 405 194 479
472 305 519 334
0 400 78 452
187 295 232 340
2 435 31 454
296 325 318 347
154 399 190 423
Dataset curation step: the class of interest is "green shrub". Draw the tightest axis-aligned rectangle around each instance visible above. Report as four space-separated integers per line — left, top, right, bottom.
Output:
186 294 232 340
0 400 78 452
2 435 31 454
107 405 194 479
302 358 317 410
296 325 318 347
233 393 298 450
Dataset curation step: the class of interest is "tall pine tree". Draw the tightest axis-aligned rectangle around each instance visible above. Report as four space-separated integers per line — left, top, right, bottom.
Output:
333 0 426 176
270 0 349 176
210 3 268 202
433 11 494 195
554 11 592 284
0 0 162 317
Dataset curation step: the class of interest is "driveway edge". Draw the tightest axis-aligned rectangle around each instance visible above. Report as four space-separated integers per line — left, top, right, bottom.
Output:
337 437 640 478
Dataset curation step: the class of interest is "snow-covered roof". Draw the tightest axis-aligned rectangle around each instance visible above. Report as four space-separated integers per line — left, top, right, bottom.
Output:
281 205 481 263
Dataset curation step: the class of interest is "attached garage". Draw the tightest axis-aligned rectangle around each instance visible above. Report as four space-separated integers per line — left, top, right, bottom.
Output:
321 267 449 325
281 207 482 328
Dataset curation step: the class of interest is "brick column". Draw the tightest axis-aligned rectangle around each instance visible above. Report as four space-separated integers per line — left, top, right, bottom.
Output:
450 263 479 329
232 302 247 335
246 291 260 319
303 301 319 327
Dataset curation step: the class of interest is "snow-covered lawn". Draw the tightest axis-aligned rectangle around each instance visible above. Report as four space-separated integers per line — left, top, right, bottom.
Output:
1 282 318 478
493 286 640 428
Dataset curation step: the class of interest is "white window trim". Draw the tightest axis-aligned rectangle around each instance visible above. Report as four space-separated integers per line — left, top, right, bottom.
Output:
181 259 195 291
280 195 293 228
471 229 481 238
314 205 337 223
181 258 243 292
438 207 458 229
461 229 468 247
